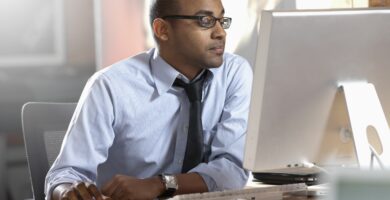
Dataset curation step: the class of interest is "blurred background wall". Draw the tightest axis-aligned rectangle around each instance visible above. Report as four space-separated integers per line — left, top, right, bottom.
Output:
0 0 386 199
0 0 95 136
0 0 96 199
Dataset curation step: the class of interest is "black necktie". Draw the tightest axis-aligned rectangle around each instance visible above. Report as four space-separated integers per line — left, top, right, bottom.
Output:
174 74 206 173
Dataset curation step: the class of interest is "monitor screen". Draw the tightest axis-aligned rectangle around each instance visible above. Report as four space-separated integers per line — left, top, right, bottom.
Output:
244 9 390 172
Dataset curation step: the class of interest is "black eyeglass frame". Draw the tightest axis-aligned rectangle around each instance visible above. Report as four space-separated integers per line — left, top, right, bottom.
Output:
161 15 232 29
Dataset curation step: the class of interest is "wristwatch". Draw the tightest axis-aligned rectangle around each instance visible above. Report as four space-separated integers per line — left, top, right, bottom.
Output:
158 174 178 198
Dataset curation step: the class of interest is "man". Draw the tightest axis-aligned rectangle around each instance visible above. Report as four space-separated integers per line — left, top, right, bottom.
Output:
45 0 253 199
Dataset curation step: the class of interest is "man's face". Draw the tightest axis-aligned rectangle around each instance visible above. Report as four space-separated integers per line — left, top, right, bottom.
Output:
165 0 227 70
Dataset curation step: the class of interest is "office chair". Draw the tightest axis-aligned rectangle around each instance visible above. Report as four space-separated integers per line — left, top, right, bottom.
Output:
22 102 76 200
0 135 6 200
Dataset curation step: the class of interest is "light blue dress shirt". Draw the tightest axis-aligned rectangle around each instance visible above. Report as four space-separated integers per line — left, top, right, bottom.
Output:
45 48 253 198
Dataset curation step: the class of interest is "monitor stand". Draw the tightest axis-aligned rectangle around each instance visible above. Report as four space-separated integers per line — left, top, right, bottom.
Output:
340 82 390 169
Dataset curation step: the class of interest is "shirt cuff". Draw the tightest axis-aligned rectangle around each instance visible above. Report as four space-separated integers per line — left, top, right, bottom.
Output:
189 160 249 191
196 171 218 192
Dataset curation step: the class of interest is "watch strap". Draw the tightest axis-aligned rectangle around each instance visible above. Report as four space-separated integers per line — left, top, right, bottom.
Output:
158 174 177 199
158 187 176 199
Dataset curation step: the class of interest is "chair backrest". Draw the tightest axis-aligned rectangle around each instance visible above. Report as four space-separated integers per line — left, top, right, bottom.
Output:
22 102 77 200
0 135 6 200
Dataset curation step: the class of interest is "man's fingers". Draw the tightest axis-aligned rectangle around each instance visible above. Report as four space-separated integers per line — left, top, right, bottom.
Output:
102 196 112 200
74 182 93 200
86 182 104 200
62 190 78 200
101 178 116 197
111 187 125 200
101 180 111 195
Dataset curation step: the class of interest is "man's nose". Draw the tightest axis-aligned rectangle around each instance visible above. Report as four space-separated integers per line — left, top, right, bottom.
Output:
211 21 226 39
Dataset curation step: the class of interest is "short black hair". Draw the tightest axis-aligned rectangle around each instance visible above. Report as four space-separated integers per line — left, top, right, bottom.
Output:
149 0 181 26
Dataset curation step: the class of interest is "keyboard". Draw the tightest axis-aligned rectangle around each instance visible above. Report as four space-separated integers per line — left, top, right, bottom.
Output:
168 183 307 200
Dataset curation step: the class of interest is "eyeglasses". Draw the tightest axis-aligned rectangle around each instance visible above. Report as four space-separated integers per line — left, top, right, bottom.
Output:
161 15 232 29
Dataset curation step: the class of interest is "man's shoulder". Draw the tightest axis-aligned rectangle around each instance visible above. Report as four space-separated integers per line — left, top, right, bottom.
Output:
212 52 252 77
110 50 151 71
98 50 154 80
223 52 251 67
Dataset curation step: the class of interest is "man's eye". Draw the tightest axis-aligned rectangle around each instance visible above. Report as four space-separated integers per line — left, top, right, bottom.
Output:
201 16 214 25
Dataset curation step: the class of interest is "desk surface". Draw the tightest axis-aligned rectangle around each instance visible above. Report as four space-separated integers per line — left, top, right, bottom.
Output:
246 181 325 200
284 196 317 200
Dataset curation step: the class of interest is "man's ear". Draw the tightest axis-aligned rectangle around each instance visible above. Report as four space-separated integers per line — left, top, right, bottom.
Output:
152 18 169 42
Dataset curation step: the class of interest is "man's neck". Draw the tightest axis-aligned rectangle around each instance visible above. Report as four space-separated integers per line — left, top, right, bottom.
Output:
159 49 202 81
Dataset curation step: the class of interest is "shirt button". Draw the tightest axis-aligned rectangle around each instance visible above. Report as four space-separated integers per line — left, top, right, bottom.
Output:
178 159 183 164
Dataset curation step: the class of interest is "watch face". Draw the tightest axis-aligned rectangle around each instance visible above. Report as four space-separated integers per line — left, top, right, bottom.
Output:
159 174 178 198
164 175 179 190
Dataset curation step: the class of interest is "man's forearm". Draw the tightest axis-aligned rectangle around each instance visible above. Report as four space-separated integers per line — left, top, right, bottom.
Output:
99 173 207 199
175 172 209 195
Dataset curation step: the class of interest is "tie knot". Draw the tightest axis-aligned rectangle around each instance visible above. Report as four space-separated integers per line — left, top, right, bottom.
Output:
174 74 205 102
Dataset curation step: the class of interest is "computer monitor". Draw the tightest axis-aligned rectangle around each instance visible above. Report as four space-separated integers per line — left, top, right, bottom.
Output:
244 9 390 173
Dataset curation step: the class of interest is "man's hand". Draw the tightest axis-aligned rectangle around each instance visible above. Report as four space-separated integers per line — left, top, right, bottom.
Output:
52 182 111 200
101 175 165 200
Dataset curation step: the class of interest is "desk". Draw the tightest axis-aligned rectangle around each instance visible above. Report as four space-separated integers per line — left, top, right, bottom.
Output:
246 181 324 200
169 183 323 200
284 196 317 200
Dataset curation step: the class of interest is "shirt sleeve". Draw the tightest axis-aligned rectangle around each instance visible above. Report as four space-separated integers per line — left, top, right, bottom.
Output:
44 72 117 199
189 58 253 191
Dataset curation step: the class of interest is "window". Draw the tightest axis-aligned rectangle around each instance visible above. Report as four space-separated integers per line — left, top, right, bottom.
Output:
296 0 369 9
0 0 65 67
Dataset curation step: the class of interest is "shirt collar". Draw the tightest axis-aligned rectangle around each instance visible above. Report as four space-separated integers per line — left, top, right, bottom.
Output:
150 48 181 95
150 48 217 95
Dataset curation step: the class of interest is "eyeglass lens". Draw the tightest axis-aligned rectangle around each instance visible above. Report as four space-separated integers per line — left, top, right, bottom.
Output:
199 16 231 29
